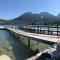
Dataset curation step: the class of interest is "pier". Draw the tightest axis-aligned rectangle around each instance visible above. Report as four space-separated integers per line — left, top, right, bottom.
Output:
0 26 60 60
6 27 60 60
7 28 60 45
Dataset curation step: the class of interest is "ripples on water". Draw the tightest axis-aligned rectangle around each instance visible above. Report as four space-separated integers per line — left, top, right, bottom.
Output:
0 30 29 60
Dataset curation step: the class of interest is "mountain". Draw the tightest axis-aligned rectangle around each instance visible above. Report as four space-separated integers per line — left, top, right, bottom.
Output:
0 19 8 24
9 12 60 25
0 12 60 25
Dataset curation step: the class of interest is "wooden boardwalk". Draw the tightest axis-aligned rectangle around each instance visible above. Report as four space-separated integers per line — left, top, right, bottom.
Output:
7 28 60 45
7 28 60 60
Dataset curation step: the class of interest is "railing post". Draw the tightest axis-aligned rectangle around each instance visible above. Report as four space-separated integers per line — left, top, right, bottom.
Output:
40 25 41 34
26 25 27 31
28 38 30 49
34 25 36 33
57 25 58 36
28 38 31 56
48 25 49 35
37 25 39 34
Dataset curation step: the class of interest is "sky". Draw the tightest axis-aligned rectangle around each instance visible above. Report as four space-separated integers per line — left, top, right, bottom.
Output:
0 0 60 20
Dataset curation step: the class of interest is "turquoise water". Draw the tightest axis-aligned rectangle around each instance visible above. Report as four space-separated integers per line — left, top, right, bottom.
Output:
0 30 29 60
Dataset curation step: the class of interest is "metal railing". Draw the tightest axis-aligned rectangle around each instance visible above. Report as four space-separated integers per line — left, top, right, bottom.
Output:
20 25 60 36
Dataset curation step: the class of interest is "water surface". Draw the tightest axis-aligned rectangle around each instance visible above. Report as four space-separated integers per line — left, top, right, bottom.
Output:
0 30 29 60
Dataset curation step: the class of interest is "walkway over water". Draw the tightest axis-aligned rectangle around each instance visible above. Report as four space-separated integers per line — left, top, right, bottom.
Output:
0 26 60 60
7 28 60 60
8 28 60 45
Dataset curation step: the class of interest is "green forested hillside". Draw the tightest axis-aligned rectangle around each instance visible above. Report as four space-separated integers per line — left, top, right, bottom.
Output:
10 12 60 25
0 12 60 25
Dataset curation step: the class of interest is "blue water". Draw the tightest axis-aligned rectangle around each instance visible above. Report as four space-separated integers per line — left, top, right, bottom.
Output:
0 30 29 60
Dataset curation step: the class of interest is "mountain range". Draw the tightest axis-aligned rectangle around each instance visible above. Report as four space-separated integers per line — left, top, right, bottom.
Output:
0 12 60 25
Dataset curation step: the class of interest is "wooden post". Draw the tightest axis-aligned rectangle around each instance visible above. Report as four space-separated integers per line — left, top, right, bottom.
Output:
37 25 39 34
33 25 35 33
48 25 49 35
26 25 27 31
18 34 19 39
28 38 30 49
43 30 45 34
57 25 58 36
40 25 41 34
51 31 52 35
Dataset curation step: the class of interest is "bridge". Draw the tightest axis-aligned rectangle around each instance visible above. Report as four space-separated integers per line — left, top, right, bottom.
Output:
0 25 60 44
0 26 60 60
7 28 60 45
6 27 60 60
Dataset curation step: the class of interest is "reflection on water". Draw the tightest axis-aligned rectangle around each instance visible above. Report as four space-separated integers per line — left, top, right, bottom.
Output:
0 30 29 60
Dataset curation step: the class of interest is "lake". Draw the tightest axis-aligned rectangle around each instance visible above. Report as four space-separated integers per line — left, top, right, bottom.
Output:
0 30 29 60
